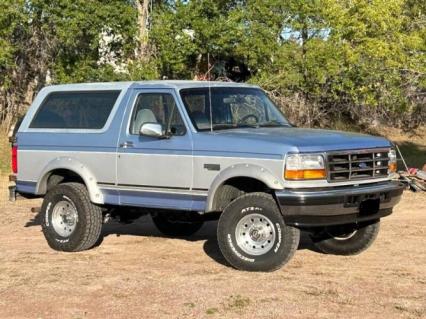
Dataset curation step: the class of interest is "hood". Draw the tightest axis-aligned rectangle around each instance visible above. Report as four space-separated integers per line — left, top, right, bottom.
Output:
200 127 391 154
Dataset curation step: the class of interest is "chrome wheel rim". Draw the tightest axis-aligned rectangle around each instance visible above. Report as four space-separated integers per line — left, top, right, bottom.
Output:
51 200 78 237
235 213 276 256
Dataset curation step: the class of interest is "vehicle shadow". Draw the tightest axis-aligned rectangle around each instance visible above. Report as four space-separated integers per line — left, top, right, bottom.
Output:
25 211 42 227
25 213 320 267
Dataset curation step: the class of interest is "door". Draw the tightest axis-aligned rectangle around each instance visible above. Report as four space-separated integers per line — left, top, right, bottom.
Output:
116 89 193 208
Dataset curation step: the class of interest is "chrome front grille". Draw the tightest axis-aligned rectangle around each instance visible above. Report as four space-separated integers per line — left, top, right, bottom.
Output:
327 149 390 182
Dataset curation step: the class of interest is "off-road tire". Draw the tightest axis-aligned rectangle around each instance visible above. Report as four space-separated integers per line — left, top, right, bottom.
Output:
152 212 204 237
41 182 103 252
217 192 300 272
310 220 380 255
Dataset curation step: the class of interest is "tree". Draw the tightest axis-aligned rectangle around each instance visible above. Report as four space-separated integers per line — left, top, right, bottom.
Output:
0 0 138 129
150 0 286 80
252 0 425 128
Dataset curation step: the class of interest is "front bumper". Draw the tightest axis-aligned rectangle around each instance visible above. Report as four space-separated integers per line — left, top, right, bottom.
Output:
276 181 404 227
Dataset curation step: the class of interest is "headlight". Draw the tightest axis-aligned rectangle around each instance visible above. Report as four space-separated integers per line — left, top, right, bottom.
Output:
388 149 397 173
285 154 326 180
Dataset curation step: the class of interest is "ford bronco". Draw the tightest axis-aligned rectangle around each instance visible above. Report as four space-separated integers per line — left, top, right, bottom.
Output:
9 81 404 271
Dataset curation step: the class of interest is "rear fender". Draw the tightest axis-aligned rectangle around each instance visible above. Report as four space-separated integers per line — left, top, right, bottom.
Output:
36 157 104 204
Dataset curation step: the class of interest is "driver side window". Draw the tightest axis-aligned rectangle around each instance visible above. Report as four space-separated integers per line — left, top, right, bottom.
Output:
130 93 186 136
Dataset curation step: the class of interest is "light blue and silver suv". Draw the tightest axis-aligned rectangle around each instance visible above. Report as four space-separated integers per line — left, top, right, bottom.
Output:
9 81 404 271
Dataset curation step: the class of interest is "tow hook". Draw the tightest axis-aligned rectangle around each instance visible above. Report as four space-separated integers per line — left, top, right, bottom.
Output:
8 174 17 202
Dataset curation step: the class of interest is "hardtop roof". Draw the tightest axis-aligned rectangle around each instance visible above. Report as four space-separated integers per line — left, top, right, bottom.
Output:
43 80 260 92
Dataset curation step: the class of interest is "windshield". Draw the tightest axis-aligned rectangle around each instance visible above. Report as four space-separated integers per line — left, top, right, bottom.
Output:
180 87 290 131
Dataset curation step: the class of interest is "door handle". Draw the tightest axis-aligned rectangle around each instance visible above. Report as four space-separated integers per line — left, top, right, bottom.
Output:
119 141 134 148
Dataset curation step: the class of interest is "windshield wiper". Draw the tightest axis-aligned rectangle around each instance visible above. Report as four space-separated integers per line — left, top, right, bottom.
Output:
259 121 290 127
210 123 259 131
236 124 260 128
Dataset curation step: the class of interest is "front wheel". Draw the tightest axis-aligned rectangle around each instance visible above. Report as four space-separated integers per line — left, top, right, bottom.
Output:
217 193 300 272
310 220 380 255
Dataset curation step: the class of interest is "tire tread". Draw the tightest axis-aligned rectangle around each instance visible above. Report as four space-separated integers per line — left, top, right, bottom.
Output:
312 221 380 255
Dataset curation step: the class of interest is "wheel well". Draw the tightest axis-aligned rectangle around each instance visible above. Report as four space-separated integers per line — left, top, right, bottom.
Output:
212 177 270 211
46 169 85 190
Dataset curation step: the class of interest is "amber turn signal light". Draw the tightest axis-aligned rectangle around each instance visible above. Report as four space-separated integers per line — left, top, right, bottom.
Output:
284 169 326 180
388 162 397 173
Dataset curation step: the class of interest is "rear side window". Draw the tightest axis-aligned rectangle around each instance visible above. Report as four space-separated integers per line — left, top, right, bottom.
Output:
30 91 120 129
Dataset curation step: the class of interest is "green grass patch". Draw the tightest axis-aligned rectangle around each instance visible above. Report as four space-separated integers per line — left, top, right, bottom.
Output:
225 295 251 310
205 307 219 315
394 142 426 170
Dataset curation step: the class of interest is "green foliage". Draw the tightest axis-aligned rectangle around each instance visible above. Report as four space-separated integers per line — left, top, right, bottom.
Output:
0 0 138 82
0 0 424 129
262 0 424 127
126 60 160 81
150 0 286 79
35 0 138 83
0 0 25 86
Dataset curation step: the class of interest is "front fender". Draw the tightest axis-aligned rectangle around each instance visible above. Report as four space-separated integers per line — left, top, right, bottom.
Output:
36 157 104 204
205 163 284 212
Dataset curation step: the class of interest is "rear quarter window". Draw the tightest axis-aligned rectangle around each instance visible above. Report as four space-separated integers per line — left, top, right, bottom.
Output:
29 91 121 129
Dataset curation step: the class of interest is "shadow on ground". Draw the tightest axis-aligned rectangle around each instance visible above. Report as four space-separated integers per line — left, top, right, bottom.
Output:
25 212 319 268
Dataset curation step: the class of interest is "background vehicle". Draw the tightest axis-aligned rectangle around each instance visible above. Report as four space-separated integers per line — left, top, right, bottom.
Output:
9 81 404 271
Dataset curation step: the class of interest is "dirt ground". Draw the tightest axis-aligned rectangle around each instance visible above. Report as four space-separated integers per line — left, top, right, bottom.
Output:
0 177 425 319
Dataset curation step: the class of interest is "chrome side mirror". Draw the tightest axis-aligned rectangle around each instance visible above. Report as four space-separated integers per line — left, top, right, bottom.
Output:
140 123 164 138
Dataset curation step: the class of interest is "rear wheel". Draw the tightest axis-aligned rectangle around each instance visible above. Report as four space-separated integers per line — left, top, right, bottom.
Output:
217 193 300 272
310 220 380 255
151 212 204 237
41 183 103 252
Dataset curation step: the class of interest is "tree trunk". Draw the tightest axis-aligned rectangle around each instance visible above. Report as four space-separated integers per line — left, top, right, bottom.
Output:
301 22 311 127
136 0 150 60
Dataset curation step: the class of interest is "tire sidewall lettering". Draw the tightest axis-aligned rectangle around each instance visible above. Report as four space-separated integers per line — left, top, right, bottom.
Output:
274 223 282 253
227 234 255 262
241 207 262 214
45 202 52 227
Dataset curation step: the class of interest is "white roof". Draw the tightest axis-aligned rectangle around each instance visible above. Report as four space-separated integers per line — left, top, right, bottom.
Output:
43 80 260 91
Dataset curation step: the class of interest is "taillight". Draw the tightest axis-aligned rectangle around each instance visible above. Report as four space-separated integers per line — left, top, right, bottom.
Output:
11 145 18 174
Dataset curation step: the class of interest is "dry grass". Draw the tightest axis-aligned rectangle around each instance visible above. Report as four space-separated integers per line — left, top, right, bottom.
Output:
0 132 9 175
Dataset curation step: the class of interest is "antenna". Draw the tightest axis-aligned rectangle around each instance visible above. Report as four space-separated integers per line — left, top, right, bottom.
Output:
208 52 213 132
